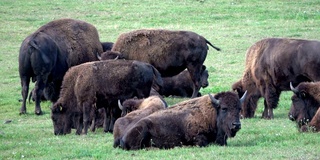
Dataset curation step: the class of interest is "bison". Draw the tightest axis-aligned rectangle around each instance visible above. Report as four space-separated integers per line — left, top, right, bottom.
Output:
120 91 247 150
289 82 320 132
51 60 163 135
113 96 167 148
19 18 103 115
232 38 320 119
111 29 220 98
159 65 209 97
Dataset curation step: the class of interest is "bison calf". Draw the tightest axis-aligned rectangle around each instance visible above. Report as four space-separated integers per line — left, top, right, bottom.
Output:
120 91 246 150
51 60 163 135
159 65 209 97
113 96 167 148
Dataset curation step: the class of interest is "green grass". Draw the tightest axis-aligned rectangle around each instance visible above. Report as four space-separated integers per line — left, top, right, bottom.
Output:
1 0 320 159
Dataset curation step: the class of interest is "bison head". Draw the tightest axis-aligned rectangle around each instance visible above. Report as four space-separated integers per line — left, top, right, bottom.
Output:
51 102 79 135
289 82 320 130
209 91 246 145
200 65 209 88
118 98 143 117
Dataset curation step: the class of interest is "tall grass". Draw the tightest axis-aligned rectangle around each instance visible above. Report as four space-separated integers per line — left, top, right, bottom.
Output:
1 0 320 159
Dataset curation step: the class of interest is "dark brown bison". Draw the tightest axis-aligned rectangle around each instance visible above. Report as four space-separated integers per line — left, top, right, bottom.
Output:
232 38 320 119
51 60 163 135
113 96 167 148
289 82 320 132
19 18 103 115
101 42 114 52
120 91 246 150
111 29 220 98
159 65 209 97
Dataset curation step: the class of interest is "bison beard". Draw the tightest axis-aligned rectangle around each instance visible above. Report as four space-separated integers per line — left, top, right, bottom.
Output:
111 29 220 98
120 91 245 150
19 18 103 115
233 38 320 119
51 60 163 135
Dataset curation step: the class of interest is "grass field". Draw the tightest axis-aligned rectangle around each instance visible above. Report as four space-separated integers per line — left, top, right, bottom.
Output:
1 0 320 159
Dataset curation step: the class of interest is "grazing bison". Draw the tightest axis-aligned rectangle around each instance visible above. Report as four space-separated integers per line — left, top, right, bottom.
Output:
112 29 220 98
232 38 320 119
19 18 103 115
113 96 167 148
101 42 114 52
159 65 209 97
289 82 320 132
51 60 163 135
120 91 246 150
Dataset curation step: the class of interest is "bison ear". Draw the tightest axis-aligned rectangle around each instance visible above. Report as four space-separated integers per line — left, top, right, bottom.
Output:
208 94 220 109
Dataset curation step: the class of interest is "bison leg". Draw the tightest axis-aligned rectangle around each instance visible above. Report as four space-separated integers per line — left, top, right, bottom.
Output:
262 86 280 119
187 66 202 98
82 102 93 135
194 134 209 147
33 77 46 115
20 76 30 114
103 106 111 133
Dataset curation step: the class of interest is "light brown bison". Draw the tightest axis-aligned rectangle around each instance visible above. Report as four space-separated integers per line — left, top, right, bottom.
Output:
51 60 163 135
159 65 209 97
289 82 320 132
232 38 320 119
19 18 103 115
112 29 220 98
120 91 246 150
113 96 167 148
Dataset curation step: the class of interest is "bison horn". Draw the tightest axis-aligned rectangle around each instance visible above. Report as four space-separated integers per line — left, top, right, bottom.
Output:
208 94 220 107
240 90 247 104
118 99 124 110
290 82 299 93
114 56 119 60
96 52 102 61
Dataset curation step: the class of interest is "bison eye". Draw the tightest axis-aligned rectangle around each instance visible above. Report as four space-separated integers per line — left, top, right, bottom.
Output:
221 108 228 112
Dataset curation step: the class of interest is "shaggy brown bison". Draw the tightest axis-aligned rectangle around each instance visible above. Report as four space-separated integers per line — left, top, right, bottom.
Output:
113 96 167 148
159 65 209 97
232 38 320 119
51 60 163 135
111 29 220 98
120 91 246 150
19 18 103 115
289 82 320 132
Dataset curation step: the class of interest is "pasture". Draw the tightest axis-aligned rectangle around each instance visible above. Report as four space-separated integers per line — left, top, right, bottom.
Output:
1 0 320 159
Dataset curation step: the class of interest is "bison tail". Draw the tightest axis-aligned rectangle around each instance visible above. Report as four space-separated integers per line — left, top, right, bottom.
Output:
205 39 221 51
151 66 163 92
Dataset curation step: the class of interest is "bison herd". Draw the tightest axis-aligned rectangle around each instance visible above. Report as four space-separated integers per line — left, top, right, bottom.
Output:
18 18 320 150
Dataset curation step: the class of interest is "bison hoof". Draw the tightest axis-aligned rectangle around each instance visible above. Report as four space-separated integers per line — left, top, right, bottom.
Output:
35 110 42 115
19 110 26 115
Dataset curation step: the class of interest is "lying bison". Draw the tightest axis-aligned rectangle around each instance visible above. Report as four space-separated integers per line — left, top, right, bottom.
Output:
112 29 220 98
232 38 320 119
289 82 320 132
159 65 209 97
120 91 246 150
19 18 103 115
51 60 163 135
113 96 167 148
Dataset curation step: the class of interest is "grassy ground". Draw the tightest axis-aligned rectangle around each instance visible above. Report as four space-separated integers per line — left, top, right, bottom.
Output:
1 0 320 159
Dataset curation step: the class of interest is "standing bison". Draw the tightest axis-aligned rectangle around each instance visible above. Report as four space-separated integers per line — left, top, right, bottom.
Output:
111 29 220 98
120 91 246 150
159 65 209 97
113 96 167 148
232 38 320 119
51 60 163 135
19 18 103 115
289 82 320 132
